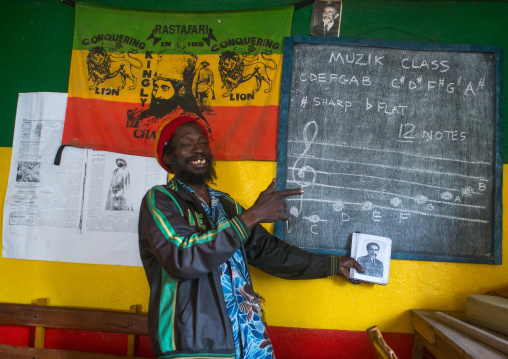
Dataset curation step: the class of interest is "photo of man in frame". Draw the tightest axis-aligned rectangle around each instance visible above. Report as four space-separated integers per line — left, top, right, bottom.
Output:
356 242 384 278
310 0 342 37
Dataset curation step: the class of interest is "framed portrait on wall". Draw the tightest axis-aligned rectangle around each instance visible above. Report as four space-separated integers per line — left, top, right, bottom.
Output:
310 0 342 37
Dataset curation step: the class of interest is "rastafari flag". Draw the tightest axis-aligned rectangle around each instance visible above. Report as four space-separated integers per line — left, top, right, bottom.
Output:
62 2 293 160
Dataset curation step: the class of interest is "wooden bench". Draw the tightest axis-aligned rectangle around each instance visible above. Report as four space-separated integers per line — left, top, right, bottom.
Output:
0 298 152 358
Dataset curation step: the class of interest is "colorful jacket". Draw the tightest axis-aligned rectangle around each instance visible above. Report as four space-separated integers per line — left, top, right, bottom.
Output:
138 178 339 358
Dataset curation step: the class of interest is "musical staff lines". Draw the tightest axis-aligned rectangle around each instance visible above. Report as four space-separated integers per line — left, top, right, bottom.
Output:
285 120 492 226
287 139 492 166
286 197 489 224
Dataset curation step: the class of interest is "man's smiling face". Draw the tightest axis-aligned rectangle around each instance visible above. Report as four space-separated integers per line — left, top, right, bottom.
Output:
164 122 216 185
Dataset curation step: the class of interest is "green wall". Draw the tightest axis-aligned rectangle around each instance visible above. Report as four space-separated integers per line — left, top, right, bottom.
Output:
1 0 507 157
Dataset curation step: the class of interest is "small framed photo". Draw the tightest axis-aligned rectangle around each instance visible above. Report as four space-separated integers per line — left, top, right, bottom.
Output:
350 233 392 285
310 0 342 37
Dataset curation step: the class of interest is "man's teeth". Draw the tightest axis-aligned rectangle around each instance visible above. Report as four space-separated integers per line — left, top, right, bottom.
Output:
191 159 206 165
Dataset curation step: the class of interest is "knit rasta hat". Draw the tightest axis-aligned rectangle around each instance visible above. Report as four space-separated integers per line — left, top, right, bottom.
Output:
154 116 210 173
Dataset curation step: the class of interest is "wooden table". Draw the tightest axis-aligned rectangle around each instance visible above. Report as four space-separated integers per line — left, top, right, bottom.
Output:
411 309 508 359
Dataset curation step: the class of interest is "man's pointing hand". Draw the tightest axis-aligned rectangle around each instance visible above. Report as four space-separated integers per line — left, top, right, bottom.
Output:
240 179 303 230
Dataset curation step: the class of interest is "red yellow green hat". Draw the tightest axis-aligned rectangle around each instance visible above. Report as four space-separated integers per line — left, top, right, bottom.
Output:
154 116 210 173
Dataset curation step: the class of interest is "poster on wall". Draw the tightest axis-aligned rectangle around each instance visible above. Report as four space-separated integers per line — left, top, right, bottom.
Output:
2 93 167 266
61 2 293 162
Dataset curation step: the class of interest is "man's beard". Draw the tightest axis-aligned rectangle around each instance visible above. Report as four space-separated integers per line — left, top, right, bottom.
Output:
169 152 217 185
149 97 180 118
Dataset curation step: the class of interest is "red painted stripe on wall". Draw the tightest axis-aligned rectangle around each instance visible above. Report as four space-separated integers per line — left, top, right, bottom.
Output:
0 325 29 347
0 324 417 358
0 325 156 357
267 326 414 359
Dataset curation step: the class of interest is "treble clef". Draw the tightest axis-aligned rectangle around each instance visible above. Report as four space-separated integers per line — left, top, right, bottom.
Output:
291 121 318 187
288 121 318 219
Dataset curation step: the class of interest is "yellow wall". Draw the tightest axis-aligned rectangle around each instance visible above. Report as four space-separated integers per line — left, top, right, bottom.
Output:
0 146 507 334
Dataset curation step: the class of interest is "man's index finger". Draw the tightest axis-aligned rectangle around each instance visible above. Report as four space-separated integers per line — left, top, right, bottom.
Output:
278 188 304 198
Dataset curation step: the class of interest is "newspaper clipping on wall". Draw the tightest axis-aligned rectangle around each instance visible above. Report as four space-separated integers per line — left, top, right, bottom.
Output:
2 93 168 266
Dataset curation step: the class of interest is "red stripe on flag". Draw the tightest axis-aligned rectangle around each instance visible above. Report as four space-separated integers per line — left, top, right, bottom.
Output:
63 97 279 161
63 98 151 156
207 105 279 161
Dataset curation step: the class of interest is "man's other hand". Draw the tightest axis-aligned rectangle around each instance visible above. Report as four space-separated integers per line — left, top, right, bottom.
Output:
338 257 364 283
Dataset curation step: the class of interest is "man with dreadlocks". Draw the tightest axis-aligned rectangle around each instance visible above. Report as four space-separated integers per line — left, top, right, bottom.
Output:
138 116 364 359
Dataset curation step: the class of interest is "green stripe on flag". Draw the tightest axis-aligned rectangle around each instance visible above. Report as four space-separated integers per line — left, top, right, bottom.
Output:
73 2 293 55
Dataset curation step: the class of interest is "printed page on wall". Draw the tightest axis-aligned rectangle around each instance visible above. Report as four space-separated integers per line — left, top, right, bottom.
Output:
350 233 391 285
2 92 168 266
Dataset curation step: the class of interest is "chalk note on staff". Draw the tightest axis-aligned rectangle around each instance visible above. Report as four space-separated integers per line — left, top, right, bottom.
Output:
275 36 503 264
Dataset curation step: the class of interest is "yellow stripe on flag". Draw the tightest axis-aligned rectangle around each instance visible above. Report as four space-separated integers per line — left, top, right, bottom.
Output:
68 50 283 107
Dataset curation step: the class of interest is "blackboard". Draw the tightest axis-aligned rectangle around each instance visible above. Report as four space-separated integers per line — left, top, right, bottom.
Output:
275 36 503 264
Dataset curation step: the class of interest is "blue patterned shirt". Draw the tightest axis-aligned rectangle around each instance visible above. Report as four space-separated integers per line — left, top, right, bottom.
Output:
176 180 274 359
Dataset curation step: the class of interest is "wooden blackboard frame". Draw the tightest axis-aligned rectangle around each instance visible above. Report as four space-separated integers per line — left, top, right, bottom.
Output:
275 36 503 264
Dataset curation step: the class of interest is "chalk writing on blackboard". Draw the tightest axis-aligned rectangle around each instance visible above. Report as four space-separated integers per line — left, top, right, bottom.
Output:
276 37 502 264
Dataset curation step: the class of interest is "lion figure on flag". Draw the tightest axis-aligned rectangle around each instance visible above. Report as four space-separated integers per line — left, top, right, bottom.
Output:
86 46 143 91
218 50 277 97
